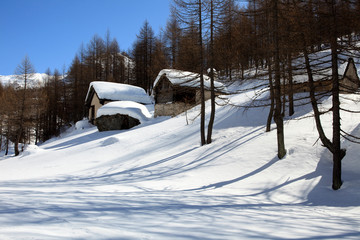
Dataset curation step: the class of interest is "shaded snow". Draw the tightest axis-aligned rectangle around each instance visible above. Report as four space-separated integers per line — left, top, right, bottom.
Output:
0 79 359 239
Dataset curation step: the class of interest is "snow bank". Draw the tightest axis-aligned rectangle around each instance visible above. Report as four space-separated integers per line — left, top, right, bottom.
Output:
75 119 93 130
96 101 152 123
21 145 43 157
86 81 153 104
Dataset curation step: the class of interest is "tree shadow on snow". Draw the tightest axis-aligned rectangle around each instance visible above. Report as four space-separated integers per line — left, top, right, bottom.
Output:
305 126 360 207
43 130 121 150
187 156 279 192
77 146 199 182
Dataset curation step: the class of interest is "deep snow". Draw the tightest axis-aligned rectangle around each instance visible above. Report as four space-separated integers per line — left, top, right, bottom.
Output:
0 80 360 239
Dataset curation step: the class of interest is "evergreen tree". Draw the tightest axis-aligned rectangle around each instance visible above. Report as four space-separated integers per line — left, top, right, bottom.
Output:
133 20 156 93
13 55 35 156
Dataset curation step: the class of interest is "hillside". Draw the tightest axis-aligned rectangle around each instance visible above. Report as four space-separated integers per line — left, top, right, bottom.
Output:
0 80 360 239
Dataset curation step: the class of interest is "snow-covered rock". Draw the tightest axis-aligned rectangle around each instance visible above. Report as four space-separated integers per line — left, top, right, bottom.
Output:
75 119 93 130
96 101 151 123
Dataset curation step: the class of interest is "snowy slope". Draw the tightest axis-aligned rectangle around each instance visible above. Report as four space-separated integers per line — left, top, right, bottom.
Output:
0 80 360 239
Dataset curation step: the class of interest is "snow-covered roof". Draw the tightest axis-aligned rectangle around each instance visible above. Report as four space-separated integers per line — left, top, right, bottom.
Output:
152 69 227 93
96 101 151 123
85 81 153 105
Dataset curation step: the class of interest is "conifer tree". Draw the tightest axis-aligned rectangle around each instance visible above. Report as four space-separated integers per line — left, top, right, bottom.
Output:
173 0 207 145
133 20 156 92
165 12 182 68
13 55 35 156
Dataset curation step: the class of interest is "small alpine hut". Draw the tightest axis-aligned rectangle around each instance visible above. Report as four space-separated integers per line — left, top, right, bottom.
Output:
152 69 227 117
339 58 360 92
85 81 153 124
283 57 360 94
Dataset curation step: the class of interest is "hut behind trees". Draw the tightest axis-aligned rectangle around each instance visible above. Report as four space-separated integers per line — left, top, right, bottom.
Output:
152 69 226 117
282 57 359 94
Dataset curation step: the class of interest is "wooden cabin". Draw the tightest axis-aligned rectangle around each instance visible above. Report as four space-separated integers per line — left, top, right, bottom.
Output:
152 69 227 117
339 58 360 92
282 58 359 94
85 81 153 124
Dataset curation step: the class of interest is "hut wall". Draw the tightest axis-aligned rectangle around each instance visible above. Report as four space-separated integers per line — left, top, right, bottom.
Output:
156 91 173 103
155 102 195 117
89 93 104 121
155 78 174 103
281 80 333 94
340 61 359 92
195 89 212 103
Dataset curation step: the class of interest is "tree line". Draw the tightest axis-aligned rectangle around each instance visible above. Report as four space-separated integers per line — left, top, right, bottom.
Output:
132 0 360 190
241 0 360 190
0 31 133 155
1 0 360 190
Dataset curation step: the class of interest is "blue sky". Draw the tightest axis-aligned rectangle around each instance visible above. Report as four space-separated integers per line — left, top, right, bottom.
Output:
0 0 171 75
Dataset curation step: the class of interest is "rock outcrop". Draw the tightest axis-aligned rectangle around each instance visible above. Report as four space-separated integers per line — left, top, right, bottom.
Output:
96 114 140 132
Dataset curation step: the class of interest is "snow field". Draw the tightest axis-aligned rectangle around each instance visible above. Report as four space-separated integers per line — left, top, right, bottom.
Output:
0 80 359 239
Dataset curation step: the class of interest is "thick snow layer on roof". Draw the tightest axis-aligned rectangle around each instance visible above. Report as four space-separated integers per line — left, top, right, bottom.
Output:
96 101 152 123
86 81 153 104
153 69 227 92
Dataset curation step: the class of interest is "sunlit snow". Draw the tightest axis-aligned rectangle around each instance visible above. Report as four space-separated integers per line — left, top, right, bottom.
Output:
0 78 360 239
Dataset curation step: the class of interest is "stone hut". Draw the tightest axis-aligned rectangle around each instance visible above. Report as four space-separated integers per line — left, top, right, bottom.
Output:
339 58 360 92
282 58 359 94
152 69 227 117
85 81 153 124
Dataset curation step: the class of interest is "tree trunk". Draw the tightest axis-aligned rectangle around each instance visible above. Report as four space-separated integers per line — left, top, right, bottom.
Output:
272 0 286 159
207 0 215 144
198 0 206 146
266 58 274 132
330 1 343 190
14 130 21 156
282 64 286 116
0 129 2 150
287 53 294 116
5 136 9 156
303 40 334 153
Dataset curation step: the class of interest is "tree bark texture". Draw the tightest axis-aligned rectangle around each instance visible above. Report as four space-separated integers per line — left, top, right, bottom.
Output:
272 0 286 159
207 0 215 144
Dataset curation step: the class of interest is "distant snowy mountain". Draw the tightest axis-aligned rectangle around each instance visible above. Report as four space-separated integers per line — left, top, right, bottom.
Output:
0 73 49 87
